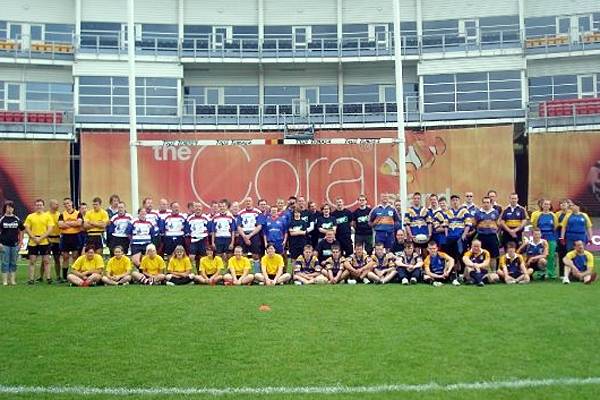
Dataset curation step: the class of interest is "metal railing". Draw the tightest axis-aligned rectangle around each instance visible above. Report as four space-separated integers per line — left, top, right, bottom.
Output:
528 99 600 129
0 33 74 60
0 109 75 136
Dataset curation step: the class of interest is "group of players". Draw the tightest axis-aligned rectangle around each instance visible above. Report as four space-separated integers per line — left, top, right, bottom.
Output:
0 189 595 287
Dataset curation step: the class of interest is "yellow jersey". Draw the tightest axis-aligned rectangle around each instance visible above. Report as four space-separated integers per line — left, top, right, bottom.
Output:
261 254 284 275
59 209 82 235
200 256 223 275
140 255 165 276
106 256 132 276
84 209 109 235
228 256 251 276
47 211 61 243
72 254 104 273
24 211 54 246
168 256 192 273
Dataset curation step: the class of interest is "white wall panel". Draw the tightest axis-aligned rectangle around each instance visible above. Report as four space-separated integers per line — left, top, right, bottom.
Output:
525 0 600 17
0 65 73 82
264 0 336 25
184 0 259 25
342 0 416 23
418 56 525 75
264 65 337 85
135 0 178 23
73 61 182 77
528 56 600 76
184 65 260 85
422 0 518 20
3 0 75 24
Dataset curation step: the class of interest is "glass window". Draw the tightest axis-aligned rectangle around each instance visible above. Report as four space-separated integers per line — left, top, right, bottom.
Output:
457 91 487 102
424 83 455 94
457 82 487 92
489 90 520 100
457 101 487 111
9 24 21 40
423 74 454 84
30 25 43 41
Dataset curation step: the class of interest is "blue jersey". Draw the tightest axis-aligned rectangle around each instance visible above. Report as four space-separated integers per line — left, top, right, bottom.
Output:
564 212 592 239
446 207 471 239
263 215 288 244
369 205 400 232
404 206 430 236
475 208 500 235
532 212 557 241
430 208 448 245
522 240 546 258
424 252 449 275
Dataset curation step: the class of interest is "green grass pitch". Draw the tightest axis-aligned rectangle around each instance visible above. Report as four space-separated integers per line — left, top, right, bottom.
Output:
0 257 599 400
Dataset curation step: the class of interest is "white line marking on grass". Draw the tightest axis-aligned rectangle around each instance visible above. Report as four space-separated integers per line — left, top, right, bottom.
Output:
1 377 600 397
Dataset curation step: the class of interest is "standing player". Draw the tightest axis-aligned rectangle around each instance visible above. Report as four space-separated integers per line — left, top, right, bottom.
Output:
497 241 530 284
366 242 396 284
344 243 374 284
0 201 24 286
560 203 593 251
24 199 54 284
352 194 373 254
78 202 88 250
323 244 349 284
369 194 401 250
430 196 448 248
487 190 503 214
316 230 339 264
423 241 460 287
128 208 157 268
83 197 109 255
518 228 549 280
293 244 327 285
462 192 478 248
106 194 121 219
107 202 133 256
211 199 236 261
404 192 431 251
58 198 83 281
331 197 354 256
316 204 336 241
395 241 423 285
160 202 188 259
236 197 263 271
555 199 571 278
223 246 254 285
263 205 288 255
46 199 62 282
530 199 559 279
444 195 471 268
562 240 597 284
499 193 528 248
287 208 309 260
187 202 211 271
255 243 291 285
307 201 320 248
462 239 498 286
474 197 501 270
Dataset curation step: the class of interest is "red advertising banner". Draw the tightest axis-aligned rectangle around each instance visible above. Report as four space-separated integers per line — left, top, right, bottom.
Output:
529 131 600 215
0 141 71 215
81 126 515 209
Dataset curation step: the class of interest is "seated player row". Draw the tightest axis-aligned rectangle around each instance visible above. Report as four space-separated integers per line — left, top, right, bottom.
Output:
65 238 596 288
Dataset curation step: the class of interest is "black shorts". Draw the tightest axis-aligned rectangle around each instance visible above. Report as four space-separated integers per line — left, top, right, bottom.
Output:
49 242 61 256
110 237 130 254
338 236 354 257
163 236 185 256
215 237 232 254
478 233 500 258
501 230 523 247
130 243 149 256
241 234 262 256
189 239 207 256
28 245 49 256
86 235 104 251
60 234 81 252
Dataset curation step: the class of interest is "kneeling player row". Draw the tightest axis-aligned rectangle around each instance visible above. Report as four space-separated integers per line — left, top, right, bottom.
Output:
65 238 596 287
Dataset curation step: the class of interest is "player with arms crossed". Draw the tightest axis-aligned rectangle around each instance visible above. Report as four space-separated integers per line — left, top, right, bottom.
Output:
211 199 236 261
58 198 83 282
237 197 263 272
24 199 54 284
187 202 211 272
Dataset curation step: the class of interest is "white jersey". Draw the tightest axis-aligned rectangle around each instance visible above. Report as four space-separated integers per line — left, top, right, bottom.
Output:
109 213 133 238
187 213 210 242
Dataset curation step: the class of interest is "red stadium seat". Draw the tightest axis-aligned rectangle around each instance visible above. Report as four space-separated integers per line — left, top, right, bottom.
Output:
0 112 6 122
54 112 63 124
